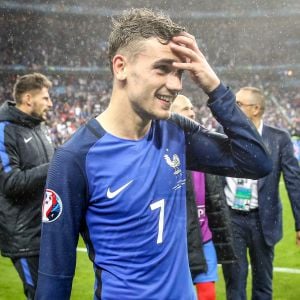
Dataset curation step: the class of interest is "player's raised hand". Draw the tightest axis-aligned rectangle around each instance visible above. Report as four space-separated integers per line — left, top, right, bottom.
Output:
170 32 220 93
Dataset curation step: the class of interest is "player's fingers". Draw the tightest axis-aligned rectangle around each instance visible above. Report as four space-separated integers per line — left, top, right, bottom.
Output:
170 42 203 62
172 61 194 71
172 34 199 52
178 31 197 41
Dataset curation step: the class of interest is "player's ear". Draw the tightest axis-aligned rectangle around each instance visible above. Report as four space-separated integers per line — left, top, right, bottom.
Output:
21 93 32 107
112 54 127 81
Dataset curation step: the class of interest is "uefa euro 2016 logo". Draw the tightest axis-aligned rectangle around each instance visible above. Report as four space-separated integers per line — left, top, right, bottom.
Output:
42 189 63 223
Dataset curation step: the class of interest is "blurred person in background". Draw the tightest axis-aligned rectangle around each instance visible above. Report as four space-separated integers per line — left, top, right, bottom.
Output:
290 125 300 163
0 73 54 300
171 95 236 300
222 86 300 300
36 8 271 299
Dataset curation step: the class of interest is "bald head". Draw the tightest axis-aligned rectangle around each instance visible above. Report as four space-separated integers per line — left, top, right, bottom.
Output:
236 87 265 128
171 94 195 120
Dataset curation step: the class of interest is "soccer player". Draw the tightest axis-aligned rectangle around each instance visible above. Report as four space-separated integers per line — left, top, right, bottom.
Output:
35 8 272 299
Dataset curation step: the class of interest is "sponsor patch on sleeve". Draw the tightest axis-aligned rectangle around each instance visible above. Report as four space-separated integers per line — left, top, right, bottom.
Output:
42 189 63 223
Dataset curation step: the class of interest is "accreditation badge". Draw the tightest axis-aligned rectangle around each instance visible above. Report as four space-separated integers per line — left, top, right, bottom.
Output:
232 179 252 211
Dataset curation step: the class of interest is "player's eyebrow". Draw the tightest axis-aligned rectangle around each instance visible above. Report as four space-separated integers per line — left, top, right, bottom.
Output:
152 59 177 66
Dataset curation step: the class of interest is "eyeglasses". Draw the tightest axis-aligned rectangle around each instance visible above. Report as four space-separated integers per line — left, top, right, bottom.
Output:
236 101 257 107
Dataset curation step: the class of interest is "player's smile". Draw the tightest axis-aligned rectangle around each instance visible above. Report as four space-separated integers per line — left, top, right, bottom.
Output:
155 92 178 109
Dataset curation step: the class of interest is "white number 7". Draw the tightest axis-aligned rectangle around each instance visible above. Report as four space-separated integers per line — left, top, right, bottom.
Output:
150 199 165 244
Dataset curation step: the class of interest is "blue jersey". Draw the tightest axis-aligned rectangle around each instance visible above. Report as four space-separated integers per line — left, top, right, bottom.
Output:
36 84 272 299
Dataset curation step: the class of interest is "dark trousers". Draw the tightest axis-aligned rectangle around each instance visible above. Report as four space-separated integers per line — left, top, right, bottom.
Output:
222 209 274 300
11 256 39 300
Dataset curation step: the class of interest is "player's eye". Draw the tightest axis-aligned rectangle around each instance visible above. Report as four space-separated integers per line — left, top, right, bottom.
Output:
156 64 171 73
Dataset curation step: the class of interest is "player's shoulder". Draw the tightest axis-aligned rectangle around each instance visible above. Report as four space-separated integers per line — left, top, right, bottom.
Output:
167 113 201 134
53 118 106 165
62 118 105 150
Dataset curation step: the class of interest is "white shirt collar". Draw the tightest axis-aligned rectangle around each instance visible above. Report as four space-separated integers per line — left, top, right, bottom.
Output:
257 120 263 135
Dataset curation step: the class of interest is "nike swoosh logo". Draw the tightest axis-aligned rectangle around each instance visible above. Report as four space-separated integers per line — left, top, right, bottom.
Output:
107 180 134 199
24 137 33 143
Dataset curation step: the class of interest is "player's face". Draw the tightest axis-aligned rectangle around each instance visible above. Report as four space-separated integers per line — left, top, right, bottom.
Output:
29 87 53 121
124 38 184 121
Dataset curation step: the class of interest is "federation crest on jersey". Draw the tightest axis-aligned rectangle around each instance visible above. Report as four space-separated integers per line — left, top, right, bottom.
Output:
42 189 63 223
164 154 182 175
164 152 185 190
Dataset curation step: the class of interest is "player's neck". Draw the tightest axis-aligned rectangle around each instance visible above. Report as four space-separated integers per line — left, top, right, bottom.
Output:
96 107 151 140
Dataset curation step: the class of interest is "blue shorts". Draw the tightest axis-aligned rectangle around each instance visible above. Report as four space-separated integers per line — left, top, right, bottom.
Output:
193 240 218 283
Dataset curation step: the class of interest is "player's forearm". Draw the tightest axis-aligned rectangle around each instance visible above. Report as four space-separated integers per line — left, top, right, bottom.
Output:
185 83 272 178
0 163 49 199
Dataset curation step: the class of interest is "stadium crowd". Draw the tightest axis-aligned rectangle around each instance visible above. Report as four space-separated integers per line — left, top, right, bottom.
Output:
1 10 299 70
0 2 299 146
0 72 299 147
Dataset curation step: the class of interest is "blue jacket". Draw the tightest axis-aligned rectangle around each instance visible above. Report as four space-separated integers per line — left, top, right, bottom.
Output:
0 101 54 258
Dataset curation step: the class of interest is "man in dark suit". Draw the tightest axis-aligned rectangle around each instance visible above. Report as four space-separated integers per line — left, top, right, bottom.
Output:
222 86 300 300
